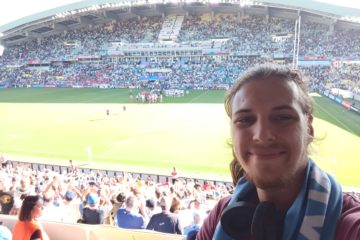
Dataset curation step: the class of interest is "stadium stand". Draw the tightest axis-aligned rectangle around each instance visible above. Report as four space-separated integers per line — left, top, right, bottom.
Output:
0 14 359 96
0 160 232 239
0 1 360 239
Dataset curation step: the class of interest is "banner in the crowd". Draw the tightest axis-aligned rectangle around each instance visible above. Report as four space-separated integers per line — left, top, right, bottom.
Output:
139 75 166 81
203 49 229 55
319 91 360 116
303 56 328 60
328 94 335 100
342 101 351 109
28 60 42 64
145 68 172 73
31 84 45 88
335 96 343 104
77 55 101 60
273 53 292 59
232 51 260 57
350 106 360 113
298 60 331 66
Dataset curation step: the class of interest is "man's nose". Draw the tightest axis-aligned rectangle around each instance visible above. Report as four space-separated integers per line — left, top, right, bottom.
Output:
252 120 275 143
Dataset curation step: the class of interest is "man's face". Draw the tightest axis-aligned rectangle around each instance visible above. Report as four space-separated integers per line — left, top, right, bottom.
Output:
230 77 313 190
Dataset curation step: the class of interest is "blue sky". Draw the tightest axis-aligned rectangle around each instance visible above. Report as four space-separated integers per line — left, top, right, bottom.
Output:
0 0 82 27
0 0 359 27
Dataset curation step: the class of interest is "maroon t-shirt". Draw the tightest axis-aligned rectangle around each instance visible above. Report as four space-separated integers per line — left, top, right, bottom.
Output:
335 193 360 239
197 193 360 240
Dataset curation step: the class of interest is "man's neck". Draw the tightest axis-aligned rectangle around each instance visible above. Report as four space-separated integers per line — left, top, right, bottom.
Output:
256 170 306 214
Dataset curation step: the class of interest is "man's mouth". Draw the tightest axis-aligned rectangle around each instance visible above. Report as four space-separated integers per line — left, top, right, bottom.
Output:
248 149 286 160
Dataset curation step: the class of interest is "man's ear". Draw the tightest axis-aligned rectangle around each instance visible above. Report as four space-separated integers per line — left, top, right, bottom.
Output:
307 115 314 142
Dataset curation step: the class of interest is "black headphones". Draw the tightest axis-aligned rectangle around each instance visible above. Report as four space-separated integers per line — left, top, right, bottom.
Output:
220 201 283 240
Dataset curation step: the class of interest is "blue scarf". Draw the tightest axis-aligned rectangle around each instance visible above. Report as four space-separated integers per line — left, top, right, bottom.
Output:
213 159 343 240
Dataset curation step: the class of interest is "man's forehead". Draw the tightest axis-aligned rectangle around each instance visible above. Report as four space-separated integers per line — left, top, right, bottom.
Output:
232 78 303 111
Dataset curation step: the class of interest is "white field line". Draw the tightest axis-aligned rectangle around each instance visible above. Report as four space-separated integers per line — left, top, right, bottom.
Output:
314 100 355 135
188 91 209 103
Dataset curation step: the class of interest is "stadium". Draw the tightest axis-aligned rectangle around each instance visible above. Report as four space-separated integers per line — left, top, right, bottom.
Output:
0 0 359 239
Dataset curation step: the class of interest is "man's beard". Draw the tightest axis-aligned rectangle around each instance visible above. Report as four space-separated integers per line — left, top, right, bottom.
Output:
244 170 293 190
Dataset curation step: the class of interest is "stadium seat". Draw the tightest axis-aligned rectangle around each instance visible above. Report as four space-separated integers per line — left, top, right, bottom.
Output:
0 214 90 240
0 214 17 231
88 225 184 240
0 214 183 240
42 220 90 240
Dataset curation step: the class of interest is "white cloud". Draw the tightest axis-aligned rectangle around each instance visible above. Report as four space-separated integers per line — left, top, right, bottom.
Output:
0 0 81 27
0 0 359 27
314 0 360 9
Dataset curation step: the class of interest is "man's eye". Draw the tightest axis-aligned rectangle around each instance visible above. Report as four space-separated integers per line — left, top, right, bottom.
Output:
234 117 254 125
274 115 293 121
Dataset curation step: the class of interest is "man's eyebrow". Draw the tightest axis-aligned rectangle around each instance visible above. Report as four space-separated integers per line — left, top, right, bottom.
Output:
233 109 252 115
273 105 295 111
232 105 295 114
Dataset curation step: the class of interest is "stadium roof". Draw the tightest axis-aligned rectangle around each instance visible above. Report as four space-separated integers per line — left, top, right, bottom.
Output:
0 0 359 45
263 0 360 18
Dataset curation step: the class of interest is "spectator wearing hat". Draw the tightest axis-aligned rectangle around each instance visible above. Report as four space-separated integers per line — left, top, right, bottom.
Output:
57 191 81 223
146 196 182 234
115 195 145 229
81 192 112 224
81 194 101 224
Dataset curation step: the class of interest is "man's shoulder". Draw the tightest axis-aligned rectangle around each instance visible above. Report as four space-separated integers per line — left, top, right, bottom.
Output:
129 211 144 220
344 192 360 201
336 192 360 239
342 192 360 211
151 212 165 219
166 212 181 221
213 195 232 213
151 211 177 220
117 208 127 215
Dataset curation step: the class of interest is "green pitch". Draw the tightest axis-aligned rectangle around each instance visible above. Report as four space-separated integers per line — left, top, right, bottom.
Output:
0 88 359 186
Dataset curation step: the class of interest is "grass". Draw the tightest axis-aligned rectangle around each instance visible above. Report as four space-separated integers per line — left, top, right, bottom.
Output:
313 94 360 136
0 88 226 103
0 88 359 186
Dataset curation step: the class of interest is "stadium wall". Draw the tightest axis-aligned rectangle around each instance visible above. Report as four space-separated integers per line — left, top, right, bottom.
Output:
0 214 183 240
8 160 233 188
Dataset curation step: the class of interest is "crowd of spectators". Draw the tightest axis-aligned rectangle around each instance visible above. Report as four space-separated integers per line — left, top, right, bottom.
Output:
0 161 233 239
300 63 360 96
0 14 359 94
